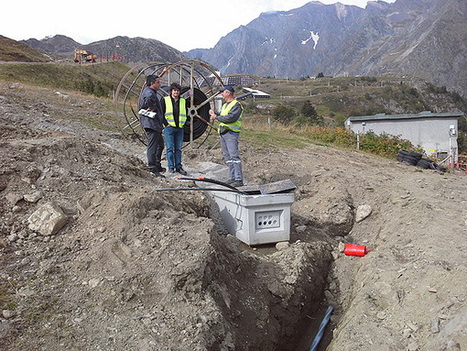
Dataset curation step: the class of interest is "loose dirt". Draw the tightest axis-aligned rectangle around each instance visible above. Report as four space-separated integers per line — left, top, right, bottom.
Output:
1 82 466 351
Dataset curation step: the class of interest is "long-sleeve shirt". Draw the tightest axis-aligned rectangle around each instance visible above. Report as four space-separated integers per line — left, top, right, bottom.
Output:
215 101 242 124
138 86 164 132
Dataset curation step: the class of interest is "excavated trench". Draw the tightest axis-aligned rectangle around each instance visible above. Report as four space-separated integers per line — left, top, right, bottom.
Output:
0 112 350 350
207 190 345 351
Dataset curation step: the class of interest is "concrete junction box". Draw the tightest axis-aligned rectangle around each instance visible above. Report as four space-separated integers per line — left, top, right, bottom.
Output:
211 191 295 246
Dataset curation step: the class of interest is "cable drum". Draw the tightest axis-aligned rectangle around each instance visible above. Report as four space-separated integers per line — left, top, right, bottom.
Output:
181 87 210 142
114 60 226 149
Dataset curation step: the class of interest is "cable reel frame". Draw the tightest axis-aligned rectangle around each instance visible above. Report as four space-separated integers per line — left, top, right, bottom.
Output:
114 59 226 149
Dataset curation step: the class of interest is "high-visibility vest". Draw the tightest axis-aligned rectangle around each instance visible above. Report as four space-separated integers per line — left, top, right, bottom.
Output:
164 96 187 128
218 100 243 133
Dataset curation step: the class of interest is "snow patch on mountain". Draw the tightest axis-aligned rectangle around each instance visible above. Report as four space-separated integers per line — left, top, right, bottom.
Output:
335 3 348 20
301 30 320 49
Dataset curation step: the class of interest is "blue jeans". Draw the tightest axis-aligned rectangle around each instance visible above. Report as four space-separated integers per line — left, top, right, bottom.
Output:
164 126 184 169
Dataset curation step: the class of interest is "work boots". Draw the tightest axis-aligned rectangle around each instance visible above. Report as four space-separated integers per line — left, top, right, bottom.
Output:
176 168 187 175
230 180 244 187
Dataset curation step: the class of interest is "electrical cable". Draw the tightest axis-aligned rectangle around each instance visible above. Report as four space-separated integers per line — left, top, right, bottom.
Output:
177 176 248 194
154 187 245 194
310 306 334 351
180 87 210 142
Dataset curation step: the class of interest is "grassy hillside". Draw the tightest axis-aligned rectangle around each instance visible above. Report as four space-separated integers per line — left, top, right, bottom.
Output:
0 61 130 98
241 75 467 153
248 75 466 125
0 35 52 62
0 60 465 154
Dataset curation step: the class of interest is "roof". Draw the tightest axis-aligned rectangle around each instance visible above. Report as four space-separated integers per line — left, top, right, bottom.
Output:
346 111 464 123
243 87 270 98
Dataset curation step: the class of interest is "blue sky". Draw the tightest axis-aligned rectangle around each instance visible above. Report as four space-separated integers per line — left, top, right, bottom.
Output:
1 0 396 52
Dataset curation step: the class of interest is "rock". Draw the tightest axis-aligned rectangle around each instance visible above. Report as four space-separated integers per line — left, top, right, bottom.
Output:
267 280 285 297
23 190 43 203
445 341 461 350
293 181 354 237
439 309 467 337
337 242 346 252
55 91 70 99
4 192 23 206
7 234 18 242
0 179 7 192
324 289 335 302
356 204 372 222
295 225 307 233
403 328 412 338
88 278 101 288
2 310 16 319
431 317 440 333
377 311 387 320
17 286 35 297
407 341 419 351
275 242 290 250
27 201 68 236
407 321 419 332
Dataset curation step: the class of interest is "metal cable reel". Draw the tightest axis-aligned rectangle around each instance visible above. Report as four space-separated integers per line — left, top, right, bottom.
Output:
114 59 225 148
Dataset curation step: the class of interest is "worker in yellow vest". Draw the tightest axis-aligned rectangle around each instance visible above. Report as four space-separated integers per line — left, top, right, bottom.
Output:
209 85 244 187
161 82 188 175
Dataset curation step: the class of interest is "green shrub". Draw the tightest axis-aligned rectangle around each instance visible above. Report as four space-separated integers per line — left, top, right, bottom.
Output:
359 131 415 156
296 100 324 125
301 127 415 157
272 105 295 125
303 126 354 146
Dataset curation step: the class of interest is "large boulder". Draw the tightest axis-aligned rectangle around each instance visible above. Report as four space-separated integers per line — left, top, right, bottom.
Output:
27 201 67 235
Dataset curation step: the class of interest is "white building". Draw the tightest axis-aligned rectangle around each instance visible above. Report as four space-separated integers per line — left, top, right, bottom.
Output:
242 87 270 99
345 111 464 157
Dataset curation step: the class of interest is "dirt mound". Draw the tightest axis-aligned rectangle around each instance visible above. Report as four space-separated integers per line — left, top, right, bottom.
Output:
0 122 335 350
1 83 466 350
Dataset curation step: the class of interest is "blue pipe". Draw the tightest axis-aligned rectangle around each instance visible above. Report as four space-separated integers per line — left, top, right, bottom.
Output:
310 306 334 351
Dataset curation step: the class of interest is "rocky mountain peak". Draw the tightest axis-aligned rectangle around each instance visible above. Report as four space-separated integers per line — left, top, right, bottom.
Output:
185 0 466 97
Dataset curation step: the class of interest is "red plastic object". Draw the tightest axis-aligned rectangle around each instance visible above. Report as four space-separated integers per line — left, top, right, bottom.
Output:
344 244 369 257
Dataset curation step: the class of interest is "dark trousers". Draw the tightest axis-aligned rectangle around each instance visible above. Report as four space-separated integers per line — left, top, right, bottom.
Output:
146 128 164 171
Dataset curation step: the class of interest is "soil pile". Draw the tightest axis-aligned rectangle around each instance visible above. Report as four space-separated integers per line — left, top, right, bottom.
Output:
1 83 466 350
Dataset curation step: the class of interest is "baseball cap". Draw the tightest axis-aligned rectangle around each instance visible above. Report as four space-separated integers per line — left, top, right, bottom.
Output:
220 85 235 93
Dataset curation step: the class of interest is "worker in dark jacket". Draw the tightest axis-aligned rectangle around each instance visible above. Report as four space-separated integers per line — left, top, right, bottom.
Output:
209 85 244 187
161 82 188 175
138 74 165 177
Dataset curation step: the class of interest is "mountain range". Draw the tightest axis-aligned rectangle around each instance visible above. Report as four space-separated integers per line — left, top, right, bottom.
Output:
21 35 187 64
186 0 466 97
17 0 467 97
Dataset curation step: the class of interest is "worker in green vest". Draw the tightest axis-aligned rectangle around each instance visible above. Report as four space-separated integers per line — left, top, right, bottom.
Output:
161 82 188 175
209 85 244 187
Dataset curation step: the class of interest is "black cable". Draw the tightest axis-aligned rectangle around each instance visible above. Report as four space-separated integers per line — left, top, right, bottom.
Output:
180 87 210 142
177 176 247 194
154 187 245 194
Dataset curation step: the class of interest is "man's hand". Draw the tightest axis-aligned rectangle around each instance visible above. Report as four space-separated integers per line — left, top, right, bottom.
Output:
209 109 217 121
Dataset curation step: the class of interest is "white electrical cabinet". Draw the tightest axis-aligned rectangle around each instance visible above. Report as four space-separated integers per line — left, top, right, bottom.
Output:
211 191 294 246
